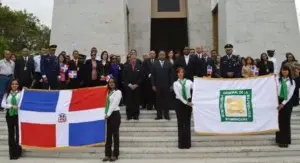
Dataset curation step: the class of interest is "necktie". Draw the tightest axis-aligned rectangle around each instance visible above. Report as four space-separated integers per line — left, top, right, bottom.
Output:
105 91 114 114
75 60 78 66
279 79 288 100
131 63 135 71
179 80 187 101
9 93 18 116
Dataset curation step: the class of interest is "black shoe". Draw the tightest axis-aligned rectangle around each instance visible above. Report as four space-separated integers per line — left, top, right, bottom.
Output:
109 156 118 162
9 156 17 160
103 156 110 162
133 117 139 120
164 117 170 120
155 117 162 120
278 144 289 148
126 118 132 121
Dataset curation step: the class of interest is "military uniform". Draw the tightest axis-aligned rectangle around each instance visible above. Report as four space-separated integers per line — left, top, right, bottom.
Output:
220 44 241 78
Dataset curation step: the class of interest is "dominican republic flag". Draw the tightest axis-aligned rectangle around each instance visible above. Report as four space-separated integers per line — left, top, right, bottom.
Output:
106 74 113 82
19 87 108 148
68 71 77 79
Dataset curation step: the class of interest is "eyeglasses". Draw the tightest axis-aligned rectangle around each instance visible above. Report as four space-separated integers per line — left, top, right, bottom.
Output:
112 58 117 60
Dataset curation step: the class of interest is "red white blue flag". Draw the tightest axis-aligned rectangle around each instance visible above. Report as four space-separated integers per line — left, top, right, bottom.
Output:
19 87 108 148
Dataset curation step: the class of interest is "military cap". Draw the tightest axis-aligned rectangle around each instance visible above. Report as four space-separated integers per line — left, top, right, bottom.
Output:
49 44 57 49
224 44 233 49
267 50 275 57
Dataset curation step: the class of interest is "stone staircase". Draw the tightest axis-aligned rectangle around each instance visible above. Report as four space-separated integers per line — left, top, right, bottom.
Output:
0 106 299 161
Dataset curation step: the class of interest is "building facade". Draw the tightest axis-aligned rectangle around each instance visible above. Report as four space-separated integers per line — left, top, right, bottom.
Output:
51 0 300 63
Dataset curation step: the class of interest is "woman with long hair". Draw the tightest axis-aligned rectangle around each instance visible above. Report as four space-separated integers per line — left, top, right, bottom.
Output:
57 53 68 89
167 50 175 65
282 53 298 78
99 51 110 86
103 78 122 162
173 67 193 149
212 55 222 78
242 57 255 78
257 53 274 76
276 65 296 148
1 79 22 160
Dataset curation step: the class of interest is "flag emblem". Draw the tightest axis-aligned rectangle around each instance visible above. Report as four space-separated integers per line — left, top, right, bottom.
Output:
219 89 253 122
68 71 77 79
58 113 67 123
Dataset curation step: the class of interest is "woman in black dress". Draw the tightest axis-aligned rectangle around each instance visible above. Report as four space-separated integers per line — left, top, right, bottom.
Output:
99 51 111 86
257 53 274 76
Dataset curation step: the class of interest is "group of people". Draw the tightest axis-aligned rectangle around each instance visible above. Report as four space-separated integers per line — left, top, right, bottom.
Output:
0 43 300 161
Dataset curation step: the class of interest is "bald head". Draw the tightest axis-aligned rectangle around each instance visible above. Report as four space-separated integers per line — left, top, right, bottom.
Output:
22 48 29 56
196 45 203 53
4 50 11 60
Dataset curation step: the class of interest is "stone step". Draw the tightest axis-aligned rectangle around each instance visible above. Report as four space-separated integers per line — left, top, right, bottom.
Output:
0 134 300 147
0 145 299 159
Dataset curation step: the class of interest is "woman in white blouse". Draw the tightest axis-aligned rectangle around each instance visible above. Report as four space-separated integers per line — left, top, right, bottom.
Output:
1 79 23 160
173 67 193 149
276 65 296 148
103 78 122 162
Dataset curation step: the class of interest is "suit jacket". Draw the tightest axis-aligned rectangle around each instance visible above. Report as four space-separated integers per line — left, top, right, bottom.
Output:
174 55 198 81
122 62 144 88
197 57 216 77
257 61 274 76
14 56 35 86
151 60 174 90
143 58 156 78
99 60 110 77
40 54 59 80
84 59 100 85
220 55 241 78
68 59 84 80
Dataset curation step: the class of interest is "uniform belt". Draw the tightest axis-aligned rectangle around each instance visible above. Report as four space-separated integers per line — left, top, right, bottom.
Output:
0 74 12 77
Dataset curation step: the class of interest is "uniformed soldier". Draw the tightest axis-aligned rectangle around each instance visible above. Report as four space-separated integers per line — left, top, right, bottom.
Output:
220 44 241 78
40 45 60 90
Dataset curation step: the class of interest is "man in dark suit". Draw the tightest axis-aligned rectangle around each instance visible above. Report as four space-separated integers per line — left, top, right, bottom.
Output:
68 50 84 89
14 48 34 88
197 49 216 77
152 51 173 120
174 47 198 81
220 44 241 78
143 51 156 110
122 53 144 120
41 44 60 90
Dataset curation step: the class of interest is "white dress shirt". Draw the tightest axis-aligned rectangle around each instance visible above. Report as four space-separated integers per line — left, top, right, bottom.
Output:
277 77 295 105
184 55 189 65
33 55 41 73
106 90 122 117
1 91 22 110
160 60 164 67
173 79 193 104
0 59 15 75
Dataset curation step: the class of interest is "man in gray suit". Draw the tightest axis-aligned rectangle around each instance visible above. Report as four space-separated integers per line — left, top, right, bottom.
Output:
151 51 174 120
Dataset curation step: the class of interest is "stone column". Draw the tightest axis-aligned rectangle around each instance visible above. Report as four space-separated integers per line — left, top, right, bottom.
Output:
50 0 128 60
187 0 213 50
218 0 300 63
127 0 151 58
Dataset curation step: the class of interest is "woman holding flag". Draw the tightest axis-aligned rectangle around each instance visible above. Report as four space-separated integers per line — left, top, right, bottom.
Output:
276 65 296 148
58 53 69 89
173 67 193 149
1 79 23 160
103 78 122 162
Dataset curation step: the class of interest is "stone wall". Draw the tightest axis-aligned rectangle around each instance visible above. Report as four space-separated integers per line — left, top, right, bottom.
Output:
187 0 213 50
127 0 151 57
50 0 128 60
218 0 300 65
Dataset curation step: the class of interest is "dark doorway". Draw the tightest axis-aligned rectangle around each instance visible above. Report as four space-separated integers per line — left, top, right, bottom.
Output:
151 18 188 53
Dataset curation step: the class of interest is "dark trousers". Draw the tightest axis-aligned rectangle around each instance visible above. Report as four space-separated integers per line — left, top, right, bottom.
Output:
88 80 100 87
6 114 22 159
68 79 81 89
145 79 155 110
42 78 59 90
175 99 192 149
276 98 293 145
59 81 68 90
126 87 140 119
32 72 42 89
292 88 299 106
156 88 170 118
0 75 12 103
105 111 121 158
